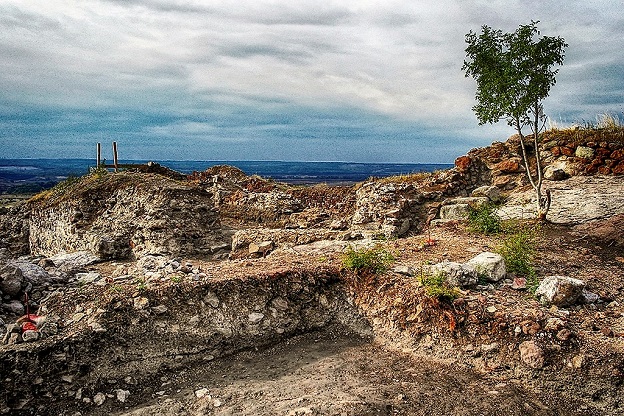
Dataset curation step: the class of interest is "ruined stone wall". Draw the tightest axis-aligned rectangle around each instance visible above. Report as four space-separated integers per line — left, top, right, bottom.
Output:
28 173 225 260
0 206 30 257
349 161 492 238
457 133 624 191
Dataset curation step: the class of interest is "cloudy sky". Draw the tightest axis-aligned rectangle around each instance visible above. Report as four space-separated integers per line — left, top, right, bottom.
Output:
0 0 622 163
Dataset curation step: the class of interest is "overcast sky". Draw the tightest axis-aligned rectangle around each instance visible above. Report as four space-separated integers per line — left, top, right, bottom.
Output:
0 1 622 163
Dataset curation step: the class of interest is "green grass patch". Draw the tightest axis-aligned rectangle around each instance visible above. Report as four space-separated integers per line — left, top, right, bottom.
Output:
419 271 461 301
467 202 501 235
342 245 395 274
496 223 540 292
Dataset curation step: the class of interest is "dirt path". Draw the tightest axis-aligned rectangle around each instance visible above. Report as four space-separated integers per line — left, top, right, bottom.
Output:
115 326 599 416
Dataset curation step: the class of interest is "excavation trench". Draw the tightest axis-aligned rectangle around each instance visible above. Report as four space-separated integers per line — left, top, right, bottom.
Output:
0 268 606 415
1 269 370 415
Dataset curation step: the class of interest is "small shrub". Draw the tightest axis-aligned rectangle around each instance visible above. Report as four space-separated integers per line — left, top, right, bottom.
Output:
342 245 395 274
135 278 148 292
467 202 501 235
109 284 124 293
419 271 461 301
496 224 539 291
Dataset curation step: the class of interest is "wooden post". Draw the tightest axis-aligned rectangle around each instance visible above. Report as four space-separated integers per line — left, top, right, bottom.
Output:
96 143 101 167
112 141 119 172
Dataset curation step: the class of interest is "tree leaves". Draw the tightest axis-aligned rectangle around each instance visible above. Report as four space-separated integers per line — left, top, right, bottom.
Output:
462 21 567 131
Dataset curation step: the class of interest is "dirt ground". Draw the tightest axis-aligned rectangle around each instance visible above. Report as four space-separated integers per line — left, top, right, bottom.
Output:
2 220 623 416
115 325 599 416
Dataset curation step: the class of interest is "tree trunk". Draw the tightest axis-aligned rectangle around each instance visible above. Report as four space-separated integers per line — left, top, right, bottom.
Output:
515 113 549 222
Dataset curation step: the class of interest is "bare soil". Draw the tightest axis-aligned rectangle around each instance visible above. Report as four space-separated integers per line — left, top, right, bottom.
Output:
2 221 623 416
116 326 599 416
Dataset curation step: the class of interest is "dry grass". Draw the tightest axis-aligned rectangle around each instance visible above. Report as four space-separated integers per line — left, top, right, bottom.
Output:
543 113 624 145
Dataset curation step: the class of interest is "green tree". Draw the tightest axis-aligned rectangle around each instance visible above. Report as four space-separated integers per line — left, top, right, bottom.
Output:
462 21 567 220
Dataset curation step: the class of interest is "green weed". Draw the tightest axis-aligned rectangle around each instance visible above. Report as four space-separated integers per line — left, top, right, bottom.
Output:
496 223 539 292
419 271 461 301
467 202 501 235
170 275 182 284
342 245 395 274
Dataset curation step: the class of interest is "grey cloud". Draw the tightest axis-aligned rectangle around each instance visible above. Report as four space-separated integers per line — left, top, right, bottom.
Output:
99 0 214 14
234 4 353 26
1 0 623 162
0 5 63 32
218 43 313 62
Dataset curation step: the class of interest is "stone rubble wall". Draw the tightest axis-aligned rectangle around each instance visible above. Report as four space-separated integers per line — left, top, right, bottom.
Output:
231 228 345 252
460 134 624 191
0 206 30 257
28 173 226 260
350 159 492 238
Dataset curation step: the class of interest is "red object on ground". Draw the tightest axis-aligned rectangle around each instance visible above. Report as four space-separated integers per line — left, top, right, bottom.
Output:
21 322 37 332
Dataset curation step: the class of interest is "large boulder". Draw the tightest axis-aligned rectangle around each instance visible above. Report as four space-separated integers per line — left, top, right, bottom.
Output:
439 204 470 221
575 146 595 159
7 261 49 285
49 251 101 272
439 197 489 221
535 276 585 307
471 186 502 203
465 252 506 282
543 166 569 181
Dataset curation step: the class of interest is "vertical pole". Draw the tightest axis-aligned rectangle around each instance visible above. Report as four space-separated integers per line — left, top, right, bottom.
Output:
96 142 101 167
112 141 118 172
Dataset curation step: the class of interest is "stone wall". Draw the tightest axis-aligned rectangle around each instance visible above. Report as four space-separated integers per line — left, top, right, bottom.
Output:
458 133 624 191
0 206 30 257
28 173 225 260
350 160 492 238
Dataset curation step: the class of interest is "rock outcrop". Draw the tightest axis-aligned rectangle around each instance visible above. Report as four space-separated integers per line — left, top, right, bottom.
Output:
497 175 624 224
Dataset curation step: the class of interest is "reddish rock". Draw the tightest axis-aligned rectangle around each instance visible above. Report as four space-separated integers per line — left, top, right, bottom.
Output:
585 162 600 174
511 277 527 290
613 161 624 175
551 146 561 157
495 158 522 173
596 148 611 158
601 327 614 338
520 320 541 335
556 329 573 341
611 149 624 160
586 141 597 148
561 147 575 156
519 341 545 369
598 166 611 175
455 156 472 171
